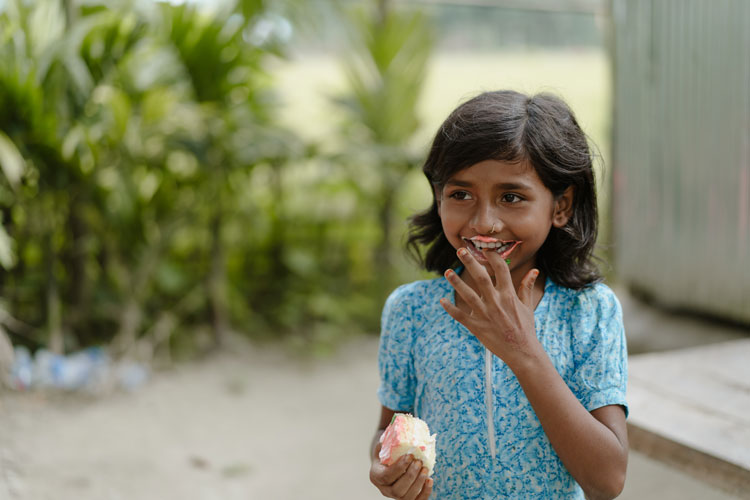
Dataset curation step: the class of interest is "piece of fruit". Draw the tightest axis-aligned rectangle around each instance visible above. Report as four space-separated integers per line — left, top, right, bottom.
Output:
379 413 437 476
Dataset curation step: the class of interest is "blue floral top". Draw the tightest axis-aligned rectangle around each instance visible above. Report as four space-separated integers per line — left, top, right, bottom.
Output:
377 274 628 499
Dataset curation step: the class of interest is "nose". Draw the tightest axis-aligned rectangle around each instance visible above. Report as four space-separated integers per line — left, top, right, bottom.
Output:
470 204 502 234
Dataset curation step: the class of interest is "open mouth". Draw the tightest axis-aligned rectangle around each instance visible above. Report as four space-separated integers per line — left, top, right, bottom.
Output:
462 236 521 261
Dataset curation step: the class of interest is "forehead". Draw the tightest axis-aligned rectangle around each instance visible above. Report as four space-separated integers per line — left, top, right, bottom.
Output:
444 159 544 188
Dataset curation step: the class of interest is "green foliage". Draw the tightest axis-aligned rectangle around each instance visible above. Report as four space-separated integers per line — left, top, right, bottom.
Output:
333 2 434 297
0 0 438 357
0 0 300 355
338 7 432 147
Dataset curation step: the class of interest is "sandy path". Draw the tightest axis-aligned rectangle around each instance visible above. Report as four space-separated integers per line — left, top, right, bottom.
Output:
1 336 384 500
0 323 743 500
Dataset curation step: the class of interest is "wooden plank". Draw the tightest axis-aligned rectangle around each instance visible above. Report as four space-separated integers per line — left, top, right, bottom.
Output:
627 339 750 497
627 424 750 498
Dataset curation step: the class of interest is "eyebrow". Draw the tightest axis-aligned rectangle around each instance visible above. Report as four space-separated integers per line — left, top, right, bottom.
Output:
445 179 534 191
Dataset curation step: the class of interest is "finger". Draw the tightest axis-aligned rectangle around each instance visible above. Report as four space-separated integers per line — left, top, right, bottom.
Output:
415 478 433 500
402 467 429 500
380 454 414 486
483 248 513 292
516 268 540 308
443 268 484 312
390 459 424 498
456 248 495 296
370 460 392 489
439 296 472 327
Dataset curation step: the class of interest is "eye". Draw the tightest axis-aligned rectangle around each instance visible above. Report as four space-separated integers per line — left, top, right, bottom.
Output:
448 190 472 201
501 193 523 203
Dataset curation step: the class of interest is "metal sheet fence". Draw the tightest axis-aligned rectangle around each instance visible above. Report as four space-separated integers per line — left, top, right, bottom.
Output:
611 0 750 323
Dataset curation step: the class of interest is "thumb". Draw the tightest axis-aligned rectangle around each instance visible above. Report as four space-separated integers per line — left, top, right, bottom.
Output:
517 269 540 307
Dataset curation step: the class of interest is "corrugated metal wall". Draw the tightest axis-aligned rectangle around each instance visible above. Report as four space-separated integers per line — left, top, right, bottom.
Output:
611 0 750 323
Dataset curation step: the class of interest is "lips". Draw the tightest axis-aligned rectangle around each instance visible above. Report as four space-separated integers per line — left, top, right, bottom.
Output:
462 237 522 262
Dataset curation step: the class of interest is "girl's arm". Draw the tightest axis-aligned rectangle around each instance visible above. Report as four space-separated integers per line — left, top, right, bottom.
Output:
511 354 628 500
441 248 627 500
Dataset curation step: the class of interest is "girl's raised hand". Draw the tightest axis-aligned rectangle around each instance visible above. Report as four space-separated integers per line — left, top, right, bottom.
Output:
440 247 541 366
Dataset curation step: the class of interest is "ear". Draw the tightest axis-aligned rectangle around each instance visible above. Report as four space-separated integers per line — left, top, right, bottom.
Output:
552 186 574 228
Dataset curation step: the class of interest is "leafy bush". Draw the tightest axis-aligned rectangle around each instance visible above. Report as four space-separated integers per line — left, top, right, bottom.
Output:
0 0 434 358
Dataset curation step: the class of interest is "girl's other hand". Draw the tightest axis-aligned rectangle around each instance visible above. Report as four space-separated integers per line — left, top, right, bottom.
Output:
441 247 542 366
370 448 433 500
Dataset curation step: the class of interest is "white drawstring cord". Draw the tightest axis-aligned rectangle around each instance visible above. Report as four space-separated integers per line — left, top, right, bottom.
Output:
484 348 497 459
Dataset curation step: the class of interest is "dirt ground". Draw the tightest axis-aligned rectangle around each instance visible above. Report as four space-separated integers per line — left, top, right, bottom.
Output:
0 288 746 500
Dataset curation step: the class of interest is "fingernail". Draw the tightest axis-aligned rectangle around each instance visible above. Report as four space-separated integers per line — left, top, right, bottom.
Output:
445 269 454 278
457 248 467 257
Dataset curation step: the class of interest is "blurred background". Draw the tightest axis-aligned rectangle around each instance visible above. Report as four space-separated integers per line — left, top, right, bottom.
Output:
0 0 748 499
0 0 615 358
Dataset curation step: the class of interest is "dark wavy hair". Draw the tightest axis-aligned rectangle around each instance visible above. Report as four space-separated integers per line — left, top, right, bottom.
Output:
406 90 602 290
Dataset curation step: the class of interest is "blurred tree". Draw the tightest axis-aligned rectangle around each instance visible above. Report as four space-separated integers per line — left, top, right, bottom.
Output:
150 1 269 348
1 0 437 357
0 0 94 353
334 0 434 295
0 0 300 356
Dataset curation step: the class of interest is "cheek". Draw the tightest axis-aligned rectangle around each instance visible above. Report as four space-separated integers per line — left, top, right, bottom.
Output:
439 210 464 231
513 211 555 241
439 214 466 247
439 216 456 239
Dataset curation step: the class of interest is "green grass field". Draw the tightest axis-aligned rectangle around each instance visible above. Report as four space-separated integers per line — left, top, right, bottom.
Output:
274 49 610 155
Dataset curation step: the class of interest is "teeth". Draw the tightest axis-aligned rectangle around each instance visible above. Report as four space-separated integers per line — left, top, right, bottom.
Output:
472 241 511 252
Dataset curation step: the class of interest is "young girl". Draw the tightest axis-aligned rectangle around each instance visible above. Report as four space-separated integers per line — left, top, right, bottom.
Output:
369 90 628 500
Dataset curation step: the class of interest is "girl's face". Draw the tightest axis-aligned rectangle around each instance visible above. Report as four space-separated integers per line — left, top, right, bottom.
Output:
437 159 573 287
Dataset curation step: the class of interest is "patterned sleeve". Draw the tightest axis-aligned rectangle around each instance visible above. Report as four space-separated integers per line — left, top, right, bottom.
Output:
376 285 417 413
568 284 629 417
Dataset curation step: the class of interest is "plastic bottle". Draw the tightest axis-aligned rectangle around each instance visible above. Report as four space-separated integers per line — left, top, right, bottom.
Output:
10 345 32 390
